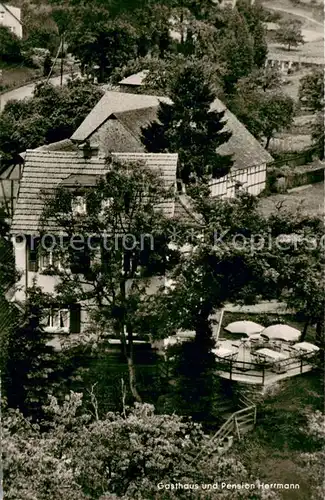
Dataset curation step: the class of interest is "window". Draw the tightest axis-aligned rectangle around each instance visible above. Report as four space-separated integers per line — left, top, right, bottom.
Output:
72 196 87 216
43 308 69 333
100 198 113 216
39 250 64 272
0 12 5 20
28 239 39 272
42 304 81 334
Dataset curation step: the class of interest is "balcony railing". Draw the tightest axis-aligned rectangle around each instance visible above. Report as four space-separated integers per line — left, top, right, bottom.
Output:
215 352 318 384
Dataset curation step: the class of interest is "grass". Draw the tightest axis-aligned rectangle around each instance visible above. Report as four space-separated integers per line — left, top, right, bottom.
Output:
259 182 324 218
233 371 324 499
0 62 41 92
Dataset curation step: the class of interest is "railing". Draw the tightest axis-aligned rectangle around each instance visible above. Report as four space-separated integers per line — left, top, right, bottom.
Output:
215 351 318 384
189 395 257 464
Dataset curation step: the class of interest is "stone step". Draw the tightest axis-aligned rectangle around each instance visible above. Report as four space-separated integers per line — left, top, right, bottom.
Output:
238 423 255 434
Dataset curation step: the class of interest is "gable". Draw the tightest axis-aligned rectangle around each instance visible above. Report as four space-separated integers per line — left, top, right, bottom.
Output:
71 91 171 143
11 151 178 234
72 91 273 171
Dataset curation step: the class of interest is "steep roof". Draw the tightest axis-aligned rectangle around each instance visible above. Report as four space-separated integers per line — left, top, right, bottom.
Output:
210 99 273 169
71 91 171 142
119 70 149 86
71 90 273 170
11 150 178 234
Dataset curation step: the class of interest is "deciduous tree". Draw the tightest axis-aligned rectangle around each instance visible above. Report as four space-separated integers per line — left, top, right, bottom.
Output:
275 19 304 51
40 159 179 403
299 68 324 112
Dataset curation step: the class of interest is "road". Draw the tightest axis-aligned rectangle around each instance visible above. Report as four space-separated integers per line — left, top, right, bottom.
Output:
0 74 73 111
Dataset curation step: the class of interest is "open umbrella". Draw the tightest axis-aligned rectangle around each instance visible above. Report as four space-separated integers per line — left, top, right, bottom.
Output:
261 324 300 342
225 320 264 336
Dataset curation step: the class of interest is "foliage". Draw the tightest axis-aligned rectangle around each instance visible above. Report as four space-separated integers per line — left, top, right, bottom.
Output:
0 26 23 64
142 62 233 183
311 112 324 159
66 7 138 81
2 391 280 500
217 8 255 94
3 284 68 419
237 0 268 67
229 84 295 148
299 68 324 112
0 79 103 162
275 19 305 51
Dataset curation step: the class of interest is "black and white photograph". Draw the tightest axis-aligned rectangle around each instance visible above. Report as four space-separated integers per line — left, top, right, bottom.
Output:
0 0 324 499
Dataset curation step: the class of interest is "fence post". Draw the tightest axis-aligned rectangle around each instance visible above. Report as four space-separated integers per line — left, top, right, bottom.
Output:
229 359 232 381
300 357 303 373
262 366 265 385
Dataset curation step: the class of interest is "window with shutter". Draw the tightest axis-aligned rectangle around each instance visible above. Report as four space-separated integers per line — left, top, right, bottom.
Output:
42 308 69 333
70 304 81 334
28 239 39 272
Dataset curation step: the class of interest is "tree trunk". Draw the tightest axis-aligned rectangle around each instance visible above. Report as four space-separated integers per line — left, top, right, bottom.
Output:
126 355 142 403
265 136 271 149
315 321 324 346
300 319 310 342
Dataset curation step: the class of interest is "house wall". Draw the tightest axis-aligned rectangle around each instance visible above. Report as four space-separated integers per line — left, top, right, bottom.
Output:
0 4 22 38
91 119 145 155
209 163 267 198
14 242 167 334
14 242 89 329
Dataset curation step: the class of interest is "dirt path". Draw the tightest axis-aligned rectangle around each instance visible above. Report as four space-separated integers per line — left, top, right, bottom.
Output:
265 4 323 29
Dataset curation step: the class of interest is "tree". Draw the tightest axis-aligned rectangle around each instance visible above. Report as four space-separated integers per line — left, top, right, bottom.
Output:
0 26 23 63
229 86 294 148
142 62 233 184
40 159 179 403
149 190 324 418
311 112 324 159
2 391 281 500
0 79 103 162
275 19 304 51
3 284 66 419
217 9 255 94
299 69 324 112
237 0 268 67
67 6 138 81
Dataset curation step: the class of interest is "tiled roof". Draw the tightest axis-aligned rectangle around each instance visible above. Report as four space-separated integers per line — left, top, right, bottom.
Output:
11 151 178 234
119 70 149 86
210 99 273 169
71 90 273 170
71 91 171 142
19 139 78 160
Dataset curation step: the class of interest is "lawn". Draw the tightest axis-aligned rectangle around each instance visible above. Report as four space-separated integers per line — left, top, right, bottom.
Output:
259 182 324 219
0 62 41 92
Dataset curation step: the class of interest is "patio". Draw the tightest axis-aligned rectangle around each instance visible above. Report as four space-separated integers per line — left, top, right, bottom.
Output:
213 337 319 386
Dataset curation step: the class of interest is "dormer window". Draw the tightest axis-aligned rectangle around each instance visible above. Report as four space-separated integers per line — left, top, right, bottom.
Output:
72 195 87 216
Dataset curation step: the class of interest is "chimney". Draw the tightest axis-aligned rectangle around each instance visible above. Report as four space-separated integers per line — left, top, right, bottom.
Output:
79 141 99 159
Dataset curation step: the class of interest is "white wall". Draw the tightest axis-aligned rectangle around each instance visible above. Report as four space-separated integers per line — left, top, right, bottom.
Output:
209 164 267 198
0 5 22 38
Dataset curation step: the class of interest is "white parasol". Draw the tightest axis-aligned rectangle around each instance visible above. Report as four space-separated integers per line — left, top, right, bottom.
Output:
225 320 264 336
261 324 301 342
